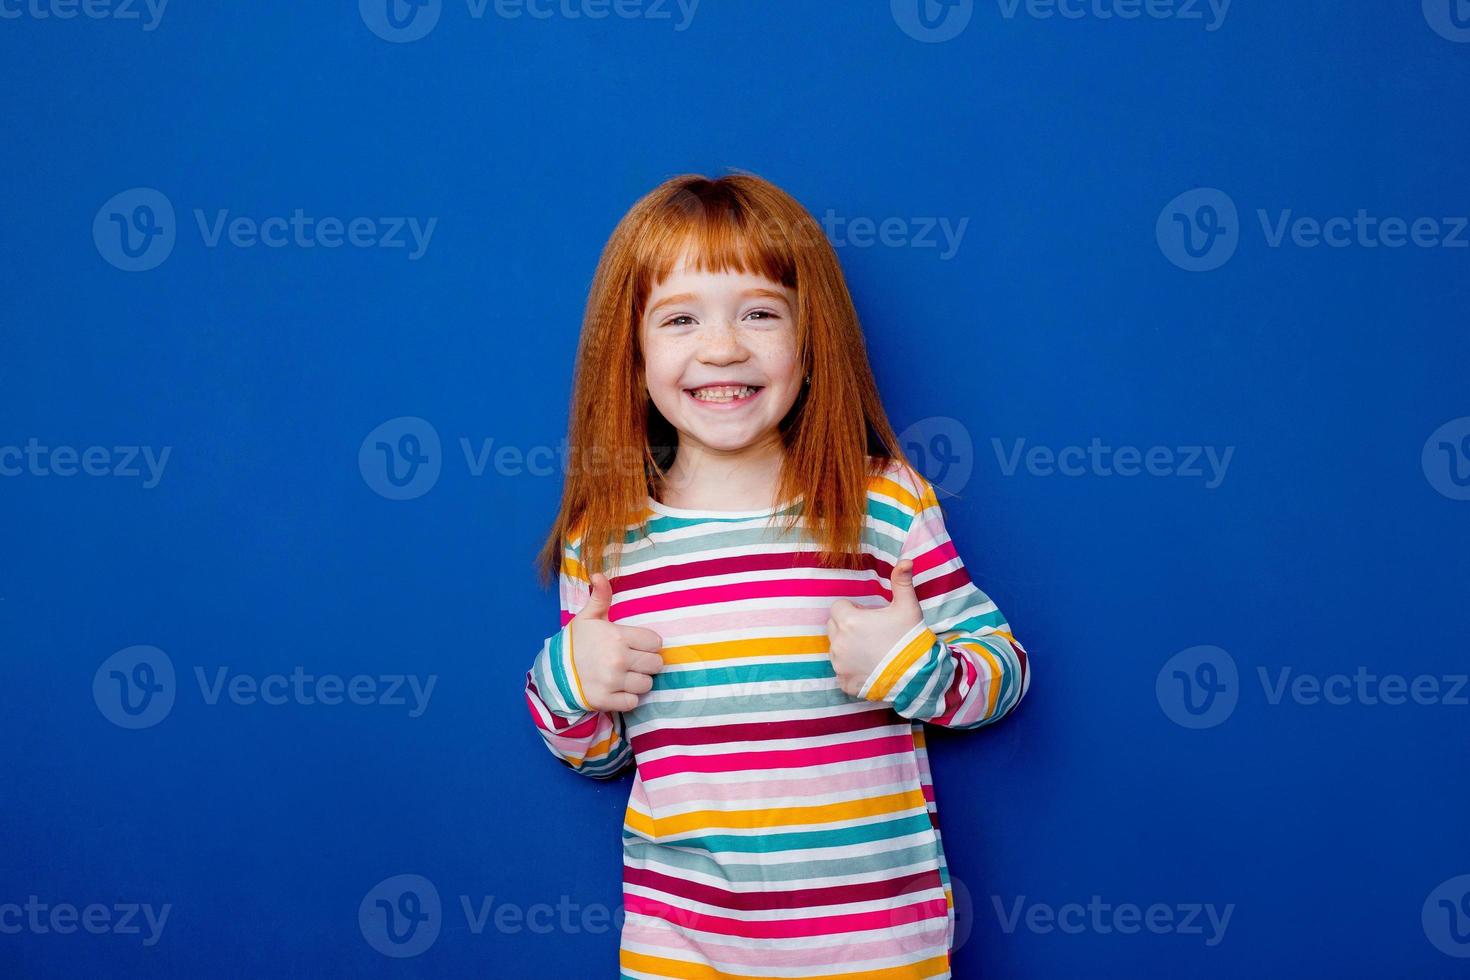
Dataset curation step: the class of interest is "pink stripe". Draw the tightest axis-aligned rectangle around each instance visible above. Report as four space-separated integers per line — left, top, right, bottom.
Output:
645 760 916 808
618 577 881 619
625 894 950 940
620 916 949 969
638 734 915 782
639 606 831 644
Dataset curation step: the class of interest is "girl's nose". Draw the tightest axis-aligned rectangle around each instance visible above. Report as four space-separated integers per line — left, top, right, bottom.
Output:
697 321 749 363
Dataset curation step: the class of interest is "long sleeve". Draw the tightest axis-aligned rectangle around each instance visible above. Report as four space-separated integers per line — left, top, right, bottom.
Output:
856 470 1032 729
523 535 634 778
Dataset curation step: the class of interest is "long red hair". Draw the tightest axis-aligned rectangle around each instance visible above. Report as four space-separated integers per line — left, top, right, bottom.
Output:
536 171 914 585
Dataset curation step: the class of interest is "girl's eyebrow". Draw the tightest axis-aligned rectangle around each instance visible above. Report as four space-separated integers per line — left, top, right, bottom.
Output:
647 292 698 317
647 288 790 317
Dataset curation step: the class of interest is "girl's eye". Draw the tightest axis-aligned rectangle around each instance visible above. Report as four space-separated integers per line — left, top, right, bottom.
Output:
744 309 779 321
661 314 696 327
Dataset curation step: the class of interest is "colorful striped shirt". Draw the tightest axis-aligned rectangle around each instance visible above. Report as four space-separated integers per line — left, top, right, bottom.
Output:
524 458 1031 979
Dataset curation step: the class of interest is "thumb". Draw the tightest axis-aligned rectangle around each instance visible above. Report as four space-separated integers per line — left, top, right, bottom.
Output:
579 572 613 620
890 559 920 611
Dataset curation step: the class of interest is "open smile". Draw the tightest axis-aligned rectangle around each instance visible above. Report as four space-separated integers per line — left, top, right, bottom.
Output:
683 384 764 409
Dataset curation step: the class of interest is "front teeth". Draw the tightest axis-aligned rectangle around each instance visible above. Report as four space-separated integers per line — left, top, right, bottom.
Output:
690 385 758 402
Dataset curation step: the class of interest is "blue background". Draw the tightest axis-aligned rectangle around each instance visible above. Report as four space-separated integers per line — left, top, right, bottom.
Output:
3 1 1468 976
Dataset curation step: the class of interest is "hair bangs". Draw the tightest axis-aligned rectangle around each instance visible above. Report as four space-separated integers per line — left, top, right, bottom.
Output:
631 181 798 323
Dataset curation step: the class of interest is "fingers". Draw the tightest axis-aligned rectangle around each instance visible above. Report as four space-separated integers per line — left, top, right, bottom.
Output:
619 670 654 696
601 691 639 713
617 625 664 653
593 657 659 713
625 650 665 676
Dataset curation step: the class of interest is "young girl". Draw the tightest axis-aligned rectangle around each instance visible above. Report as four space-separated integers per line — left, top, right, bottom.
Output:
523 172 1031 979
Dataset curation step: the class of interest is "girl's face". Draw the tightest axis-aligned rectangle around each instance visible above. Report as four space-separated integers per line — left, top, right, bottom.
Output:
639 255 802 459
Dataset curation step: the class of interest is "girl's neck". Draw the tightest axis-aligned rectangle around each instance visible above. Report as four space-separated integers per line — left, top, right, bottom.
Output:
658 435 786 511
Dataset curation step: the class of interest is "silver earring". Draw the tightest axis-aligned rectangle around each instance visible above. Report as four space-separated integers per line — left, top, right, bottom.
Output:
803 374 811 385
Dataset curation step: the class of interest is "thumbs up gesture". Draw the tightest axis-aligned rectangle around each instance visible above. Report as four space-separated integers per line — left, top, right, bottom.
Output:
569 572 666 713
826 560 925 697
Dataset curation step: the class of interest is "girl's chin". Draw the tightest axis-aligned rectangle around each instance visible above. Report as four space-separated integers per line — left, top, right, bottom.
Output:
673 422 780 453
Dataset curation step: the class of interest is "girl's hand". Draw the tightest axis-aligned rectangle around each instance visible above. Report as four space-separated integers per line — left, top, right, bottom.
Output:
826 560 925 697
569 572 665 712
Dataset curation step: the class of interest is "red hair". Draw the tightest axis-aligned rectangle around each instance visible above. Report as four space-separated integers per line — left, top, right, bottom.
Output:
536 171 914 584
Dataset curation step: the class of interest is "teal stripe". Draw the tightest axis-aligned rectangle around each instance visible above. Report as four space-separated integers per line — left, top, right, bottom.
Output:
624 812 934 854
892 639 945 715
867 496 912 535
948 609 1007 632
646 501 802 531
621 838 939 883
546 627 580 710
651 659 832 692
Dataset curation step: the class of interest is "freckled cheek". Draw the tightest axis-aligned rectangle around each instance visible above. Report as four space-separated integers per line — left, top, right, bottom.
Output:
745 336 800 386
640 337 690 396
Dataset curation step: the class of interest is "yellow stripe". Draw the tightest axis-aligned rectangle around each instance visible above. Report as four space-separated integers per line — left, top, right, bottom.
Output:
869 473 921 512
566 619 590 709
866 628 937 700
621 949 951 980
623 788 929 838
659 634 829 666
564 730 621 769
563 558 587 586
